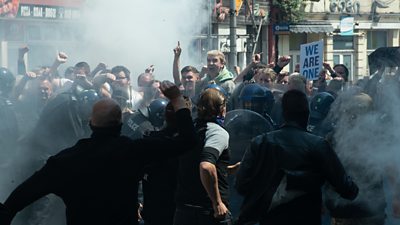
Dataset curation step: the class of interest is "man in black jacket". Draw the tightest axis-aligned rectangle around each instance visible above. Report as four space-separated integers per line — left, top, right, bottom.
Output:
235 89 358 225
0 81 196 225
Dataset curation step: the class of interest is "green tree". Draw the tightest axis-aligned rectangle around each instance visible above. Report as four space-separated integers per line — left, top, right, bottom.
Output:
273 0 304 23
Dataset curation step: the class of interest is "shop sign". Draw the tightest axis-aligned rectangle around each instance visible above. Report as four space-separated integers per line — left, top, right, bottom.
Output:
17 4 81 20
273 23 290 35
340 16 354 36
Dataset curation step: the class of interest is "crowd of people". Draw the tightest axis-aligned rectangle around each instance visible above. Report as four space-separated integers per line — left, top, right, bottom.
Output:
0 43 400 225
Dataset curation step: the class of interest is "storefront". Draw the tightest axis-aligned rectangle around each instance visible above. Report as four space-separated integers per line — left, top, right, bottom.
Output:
274 0 400 80
0 0 84 72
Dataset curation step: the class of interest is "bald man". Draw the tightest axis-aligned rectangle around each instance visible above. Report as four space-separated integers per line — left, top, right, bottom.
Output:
0 81 196 225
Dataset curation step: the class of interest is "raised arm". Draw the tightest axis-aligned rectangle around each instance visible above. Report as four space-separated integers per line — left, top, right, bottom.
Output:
49 52 68 77
17 46 29 75
273 55 291 74
132 81 197 160
12 71 37 101
234 53 261 83
172 41 182 86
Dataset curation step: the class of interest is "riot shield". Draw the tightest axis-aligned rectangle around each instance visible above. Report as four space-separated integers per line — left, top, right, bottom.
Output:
224 109 273 163
224 109 273 219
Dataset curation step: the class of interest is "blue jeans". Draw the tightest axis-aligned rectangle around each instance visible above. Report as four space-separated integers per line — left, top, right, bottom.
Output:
173 204 233 225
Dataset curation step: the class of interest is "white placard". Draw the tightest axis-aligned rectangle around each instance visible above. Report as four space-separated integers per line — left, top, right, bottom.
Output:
300 40 323 80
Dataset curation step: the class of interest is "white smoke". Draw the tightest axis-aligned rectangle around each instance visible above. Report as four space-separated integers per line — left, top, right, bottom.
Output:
1 1 211 223
73 0 210 82
325 75 400 224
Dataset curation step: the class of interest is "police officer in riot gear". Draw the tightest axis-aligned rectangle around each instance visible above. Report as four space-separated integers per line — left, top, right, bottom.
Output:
147 98 169 128
0 67 18 167
0 67 16 99
224 83 276 218
238 83 275 128
121 98 168 140
308 92 335 137
204 83 228 98
140 100 186 225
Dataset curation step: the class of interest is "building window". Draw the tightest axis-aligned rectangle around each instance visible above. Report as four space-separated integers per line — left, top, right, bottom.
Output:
289 33 307 51
367 31 387 50
333 35 354 50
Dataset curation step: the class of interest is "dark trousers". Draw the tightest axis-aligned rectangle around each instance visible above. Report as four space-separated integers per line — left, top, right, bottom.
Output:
173 204 232 225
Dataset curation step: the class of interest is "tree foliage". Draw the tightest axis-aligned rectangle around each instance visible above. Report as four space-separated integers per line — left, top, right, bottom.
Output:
273 0 304 23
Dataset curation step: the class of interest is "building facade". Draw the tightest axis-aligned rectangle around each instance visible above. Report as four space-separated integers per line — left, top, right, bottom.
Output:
210 0 400 81
0 0 84 73
288 0 400 80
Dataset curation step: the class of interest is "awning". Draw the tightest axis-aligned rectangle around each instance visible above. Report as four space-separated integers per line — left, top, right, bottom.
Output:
290 22 334 33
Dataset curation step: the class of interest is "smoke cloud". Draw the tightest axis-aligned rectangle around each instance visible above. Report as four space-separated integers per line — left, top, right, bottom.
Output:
1 1 211 224
325 76 400 224
74 0 210 82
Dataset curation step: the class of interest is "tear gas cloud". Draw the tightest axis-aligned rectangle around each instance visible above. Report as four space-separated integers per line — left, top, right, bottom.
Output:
0 0 210 222
326 69 400 224
75 0 209 82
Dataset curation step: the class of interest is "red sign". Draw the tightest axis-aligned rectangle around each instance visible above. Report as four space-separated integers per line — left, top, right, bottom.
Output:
0 0 20 18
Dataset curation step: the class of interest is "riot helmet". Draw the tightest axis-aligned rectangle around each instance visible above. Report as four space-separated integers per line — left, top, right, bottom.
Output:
204 83 228 98
0 67 16 97
239 83 275 116
78 89 100 104
77 89 100 119
112 86 130 109
309 92 335 126
71 76 94 98
147 98 168 128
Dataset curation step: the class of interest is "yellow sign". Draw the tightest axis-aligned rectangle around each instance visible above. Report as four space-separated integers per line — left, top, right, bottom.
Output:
236 0 243 16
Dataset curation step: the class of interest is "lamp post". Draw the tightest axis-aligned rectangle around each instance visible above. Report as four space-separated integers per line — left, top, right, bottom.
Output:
229 0 237 71
267 0 277 65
